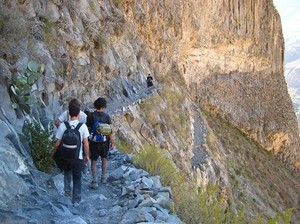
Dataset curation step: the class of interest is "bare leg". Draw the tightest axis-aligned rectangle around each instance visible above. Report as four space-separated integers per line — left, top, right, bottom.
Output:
91 160 97 181
101 157 107 176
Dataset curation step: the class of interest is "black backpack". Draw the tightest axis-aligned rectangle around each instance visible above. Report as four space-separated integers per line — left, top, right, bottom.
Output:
59 122 83 161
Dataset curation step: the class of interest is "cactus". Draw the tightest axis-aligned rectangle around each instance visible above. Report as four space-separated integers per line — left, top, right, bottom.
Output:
9 61 45 115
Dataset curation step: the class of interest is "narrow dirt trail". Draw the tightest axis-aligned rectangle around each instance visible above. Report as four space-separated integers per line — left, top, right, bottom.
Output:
191 103 208 167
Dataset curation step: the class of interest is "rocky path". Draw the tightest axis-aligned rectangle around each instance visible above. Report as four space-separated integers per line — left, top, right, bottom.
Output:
0 149 181 224
0 84 182 224
0 82 208 223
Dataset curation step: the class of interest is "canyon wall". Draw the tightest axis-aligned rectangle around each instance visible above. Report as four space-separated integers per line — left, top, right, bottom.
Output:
119 0 300 168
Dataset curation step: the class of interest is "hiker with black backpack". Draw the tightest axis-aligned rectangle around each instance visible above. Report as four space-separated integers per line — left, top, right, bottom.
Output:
52 105 89 206
87 97 114 189
54 98 90 174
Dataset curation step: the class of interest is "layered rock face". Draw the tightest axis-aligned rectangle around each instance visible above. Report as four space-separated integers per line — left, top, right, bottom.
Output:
0 0 297 167
120 0 300 168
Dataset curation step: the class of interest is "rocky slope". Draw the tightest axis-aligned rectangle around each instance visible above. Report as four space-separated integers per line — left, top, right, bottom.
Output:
0 0 300 223
285 36 300 129
0 149 181 224
117 0 300 168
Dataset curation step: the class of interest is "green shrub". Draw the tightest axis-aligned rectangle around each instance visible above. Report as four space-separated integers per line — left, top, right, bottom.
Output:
23 119 55 173
9 61 45 115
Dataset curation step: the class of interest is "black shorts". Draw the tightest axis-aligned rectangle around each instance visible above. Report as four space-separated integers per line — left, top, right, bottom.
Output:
90 141 110 161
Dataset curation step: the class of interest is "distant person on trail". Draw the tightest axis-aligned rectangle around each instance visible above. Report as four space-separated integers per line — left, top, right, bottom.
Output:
52 105 89 207
87 97 114 189
146 74 153 88
54 98 87 128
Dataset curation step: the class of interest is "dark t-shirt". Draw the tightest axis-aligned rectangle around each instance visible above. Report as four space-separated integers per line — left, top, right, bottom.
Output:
87 111 112 130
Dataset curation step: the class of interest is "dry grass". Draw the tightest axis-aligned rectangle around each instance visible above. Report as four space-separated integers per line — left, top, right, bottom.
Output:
139 86 190 147
139 94 162 127
115 139 133 154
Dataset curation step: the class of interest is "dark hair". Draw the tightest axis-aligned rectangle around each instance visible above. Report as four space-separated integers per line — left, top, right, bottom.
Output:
84 108 90 116
69 99 81 108
69 105 80 117
93 97 107 109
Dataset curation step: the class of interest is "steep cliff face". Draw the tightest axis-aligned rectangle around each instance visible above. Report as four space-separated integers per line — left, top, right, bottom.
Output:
0 0 297 167
119 0 300 168
0 0 299 221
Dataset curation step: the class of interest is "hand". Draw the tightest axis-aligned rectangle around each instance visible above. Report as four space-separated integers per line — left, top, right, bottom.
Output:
110 142 114 150
51 149 56 156
84 155 89 164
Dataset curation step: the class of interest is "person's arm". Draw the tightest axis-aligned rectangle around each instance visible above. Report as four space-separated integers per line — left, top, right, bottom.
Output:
54 119 61 128
51 139 61 156
51 123 65 155
109 132 114 149
83 137 89 163
55 111 67 128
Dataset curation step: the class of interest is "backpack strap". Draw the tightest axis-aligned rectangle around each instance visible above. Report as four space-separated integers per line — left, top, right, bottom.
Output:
64 121 71 129
64 121 83 130
92 112 97 124
75 122 83 131
91 113 97 140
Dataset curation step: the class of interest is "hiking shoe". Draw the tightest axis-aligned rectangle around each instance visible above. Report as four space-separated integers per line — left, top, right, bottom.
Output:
82 164 89 174
64 191 71 197
100 175 107 184
73 200 84 207
73 202 80 208
89 181 98 189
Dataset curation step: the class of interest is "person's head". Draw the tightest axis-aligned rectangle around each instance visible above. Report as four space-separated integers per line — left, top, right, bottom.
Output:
84 108 90 116
93 97 107 110
69 105 80 117
69 98 81 108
